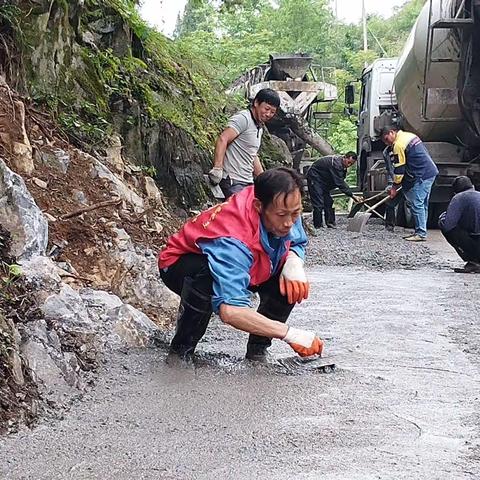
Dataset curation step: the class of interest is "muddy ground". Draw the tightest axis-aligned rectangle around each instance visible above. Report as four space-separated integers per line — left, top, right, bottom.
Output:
0 222 479 479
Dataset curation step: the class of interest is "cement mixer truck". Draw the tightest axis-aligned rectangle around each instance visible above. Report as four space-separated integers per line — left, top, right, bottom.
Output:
350 0 480 225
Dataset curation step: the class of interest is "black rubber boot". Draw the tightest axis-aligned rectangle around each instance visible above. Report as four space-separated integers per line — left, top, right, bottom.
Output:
313 209 324 228
246 283 294 362
168 277 213 363
245 343 272 362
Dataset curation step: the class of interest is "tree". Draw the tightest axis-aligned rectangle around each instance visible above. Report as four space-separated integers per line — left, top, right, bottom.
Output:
173 0 424 158
174 0 216 38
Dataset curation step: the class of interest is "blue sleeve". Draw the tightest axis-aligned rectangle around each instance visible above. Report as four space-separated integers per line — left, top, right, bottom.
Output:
289 217 308 260
198 238 254 313
383 146 395 185
442 196 462 232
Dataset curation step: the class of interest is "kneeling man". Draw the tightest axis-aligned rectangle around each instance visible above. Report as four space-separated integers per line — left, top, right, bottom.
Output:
158 167 324 362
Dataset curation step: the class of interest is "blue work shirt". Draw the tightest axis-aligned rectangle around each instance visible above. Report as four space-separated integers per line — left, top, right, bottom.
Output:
199 217 307 313
440 189 480 234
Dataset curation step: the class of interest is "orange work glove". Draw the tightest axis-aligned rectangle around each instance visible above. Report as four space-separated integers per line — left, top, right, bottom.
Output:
283 327 324 358
279 251 310 304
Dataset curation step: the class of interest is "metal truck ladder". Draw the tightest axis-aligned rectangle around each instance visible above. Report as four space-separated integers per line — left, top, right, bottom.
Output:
422 0 474 121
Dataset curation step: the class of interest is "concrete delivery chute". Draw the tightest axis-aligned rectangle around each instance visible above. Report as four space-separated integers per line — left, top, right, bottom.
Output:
227 54 338 168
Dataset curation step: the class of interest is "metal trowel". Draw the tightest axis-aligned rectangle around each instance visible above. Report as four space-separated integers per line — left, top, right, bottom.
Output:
277 355 336 373
203 174 225 200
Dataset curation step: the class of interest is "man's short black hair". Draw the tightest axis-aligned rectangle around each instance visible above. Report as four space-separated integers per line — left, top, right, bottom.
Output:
254 167 303 207
380 125 399 137
254 88 280 109
452 175 474 194
344 151 357 160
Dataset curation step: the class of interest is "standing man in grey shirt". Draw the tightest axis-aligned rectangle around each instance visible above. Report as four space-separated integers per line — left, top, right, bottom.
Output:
208 88 281 199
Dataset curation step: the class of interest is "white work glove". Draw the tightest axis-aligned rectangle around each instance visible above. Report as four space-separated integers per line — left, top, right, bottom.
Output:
283 327 324 358
279 251 309 304
208 167 223 185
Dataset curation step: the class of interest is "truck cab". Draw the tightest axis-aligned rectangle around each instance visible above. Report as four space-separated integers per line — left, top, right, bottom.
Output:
357 58 398 193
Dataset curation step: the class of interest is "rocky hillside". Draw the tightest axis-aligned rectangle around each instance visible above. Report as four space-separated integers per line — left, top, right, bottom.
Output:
0 76 186 433
2 0 228 207
0 0 269 433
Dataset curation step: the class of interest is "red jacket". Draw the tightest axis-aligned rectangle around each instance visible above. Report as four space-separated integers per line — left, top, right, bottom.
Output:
158 186 291 286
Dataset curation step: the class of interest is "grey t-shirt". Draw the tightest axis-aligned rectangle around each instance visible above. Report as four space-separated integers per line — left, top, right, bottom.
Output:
223 109 263 183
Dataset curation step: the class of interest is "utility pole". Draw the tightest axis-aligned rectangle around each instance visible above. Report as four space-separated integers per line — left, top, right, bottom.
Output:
362 0 368 53
362 0 368 67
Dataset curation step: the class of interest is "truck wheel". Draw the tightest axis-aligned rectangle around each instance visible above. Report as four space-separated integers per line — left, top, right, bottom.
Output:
396 198 414 228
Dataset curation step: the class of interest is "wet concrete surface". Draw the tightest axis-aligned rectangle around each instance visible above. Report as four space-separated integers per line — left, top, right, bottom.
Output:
1 232 480 479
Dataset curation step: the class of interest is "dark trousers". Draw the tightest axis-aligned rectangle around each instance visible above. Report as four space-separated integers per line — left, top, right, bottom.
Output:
160 253 294 351
385 191 404 228
441 226 480 263
307 177 335 227
219 177 252 199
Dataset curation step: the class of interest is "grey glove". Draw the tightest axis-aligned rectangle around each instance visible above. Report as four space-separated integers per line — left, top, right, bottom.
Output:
384 184 393 193
438 211 446 229
208 167 223 185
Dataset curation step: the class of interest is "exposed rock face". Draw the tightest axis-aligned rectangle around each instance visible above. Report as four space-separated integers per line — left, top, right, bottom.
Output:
17 275 169 409
0 159 48 260
7 0 223 210
92 157 145 213
37 148 71 174
110 237 179 324
260 131 293 169
0 313 39 434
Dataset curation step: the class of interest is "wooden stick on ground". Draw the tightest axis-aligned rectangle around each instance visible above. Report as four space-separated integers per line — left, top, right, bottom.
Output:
59 198 121 221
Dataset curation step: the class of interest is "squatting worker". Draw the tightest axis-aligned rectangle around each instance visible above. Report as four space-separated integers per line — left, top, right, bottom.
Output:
158 167 323 362
306 152 362 228
381 125 438 241
438 176 480 273
208 88 280 199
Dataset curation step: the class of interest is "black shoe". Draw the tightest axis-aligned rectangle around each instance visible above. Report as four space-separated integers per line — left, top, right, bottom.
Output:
326 223 336 229
454 262 480 274
245 344 272 362
166 347 195 366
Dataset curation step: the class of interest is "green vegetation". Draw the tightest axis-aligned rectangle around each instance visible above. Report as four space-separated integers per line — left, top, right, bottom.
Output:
140 165 158 177
1 263 22 285
2 0 424 185
175 0 426 155
86 0 227 150
4 0 226 151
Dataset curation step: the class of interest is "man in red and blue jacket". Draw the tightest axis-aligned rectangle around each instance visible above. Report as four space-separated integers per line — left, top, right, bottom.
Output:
158 167 323 362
